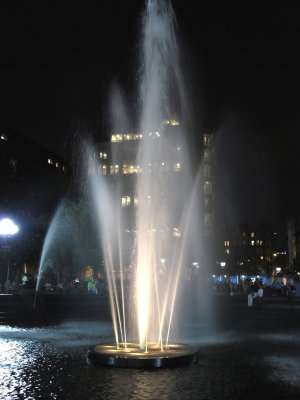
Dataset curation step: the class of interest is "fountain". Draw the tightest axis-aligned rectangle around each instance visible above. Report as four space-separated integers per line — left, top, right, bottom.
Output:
87 0 201 368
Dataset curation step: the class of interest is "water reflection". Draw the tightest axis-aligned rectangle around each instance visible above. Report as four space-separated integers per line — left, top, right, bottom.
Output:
0 338 38 399
0 324 300 399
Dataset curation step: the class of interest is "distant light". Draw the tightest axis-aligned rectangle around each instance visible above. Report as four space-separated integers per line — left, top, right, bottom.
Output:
220 262 226 267
160 258 165 264
0 218 19 235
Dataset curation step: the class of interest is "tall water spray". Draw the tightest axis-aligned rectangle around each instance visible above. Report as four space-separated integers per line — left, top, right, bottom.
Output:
89 0 199 351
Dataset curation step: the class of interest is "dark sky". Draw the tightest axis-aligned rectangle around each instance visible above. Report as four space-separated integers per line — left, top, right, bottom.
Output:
0 0 299 229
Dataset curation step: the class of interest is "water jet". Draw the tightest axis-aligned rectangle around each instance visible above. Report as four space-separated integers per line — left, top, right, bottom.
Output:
86 0 201 367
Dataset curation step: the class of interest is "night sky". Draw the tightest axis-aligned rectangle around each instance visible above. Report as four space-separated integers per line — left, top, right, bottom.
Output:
0 0 299 230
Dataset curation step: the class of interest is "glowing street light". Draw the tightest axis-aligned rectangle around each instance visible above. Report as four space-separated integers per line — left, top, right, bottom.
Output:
0 218 19 291
0 218 19 236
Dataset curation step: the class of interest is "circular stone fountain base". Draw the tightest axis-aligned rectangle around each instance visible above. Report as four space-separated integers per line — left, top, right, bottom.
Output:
87 342 199 368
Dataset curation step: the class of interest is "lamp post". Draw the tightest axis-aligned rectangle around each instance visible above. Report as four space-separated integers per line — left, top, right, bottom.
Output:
0 218 19 292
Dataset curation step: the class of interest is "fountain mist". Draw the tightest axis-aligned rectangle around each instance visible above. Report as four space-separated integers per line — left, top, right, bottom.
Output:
89 0 199 352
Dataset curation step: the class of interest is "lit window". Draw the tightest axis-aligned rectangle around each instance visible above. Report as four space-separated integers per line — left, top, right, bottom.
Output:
256 240 260 246
100 152 107 159
122 164 142 174
251 240 255 246
134 197 139 207
111 134 123 142
1 133 8 141
121 196 131 207
204 213 213 227
124 134 133 141
204 150 210 160
173 228 181 237
174 163 181 171
225 249 230 254
204 165 211 178
110 165 119 175
48 158 53 165
99 165 107 175
203 134 211 146
170 120 179 126
224 241 230 247
260 240 263 246
204 181 212 195
251 232 255 237
55 162 59 168
62 166 65 171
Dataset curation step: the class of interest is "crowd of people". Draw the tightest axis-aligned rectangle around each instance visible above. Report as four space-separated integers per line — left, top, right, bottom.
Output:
42 277 108 295
1 273 298 302
0 275 109 296
211 276 296 299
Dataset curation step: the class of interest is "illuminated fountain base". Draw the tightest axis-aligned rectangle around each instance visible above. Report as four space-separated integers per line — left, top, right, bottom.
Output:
87 342 199 368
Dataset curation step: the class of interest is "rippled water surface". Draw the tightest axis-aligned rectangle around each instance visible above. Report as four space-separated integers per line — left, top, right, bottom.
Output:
1 322 300 400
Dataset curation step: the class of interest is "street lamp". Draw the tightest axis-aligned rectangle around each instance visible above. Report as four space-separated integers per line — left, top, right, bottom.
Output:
0 218 19 292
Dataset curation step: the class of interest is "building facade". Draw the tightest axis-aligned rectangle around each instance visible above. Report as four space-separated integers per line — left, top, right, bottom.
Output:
0 124 69 286
0 124 68 218
91 123 218 275
217 224 286 276
201 132 217 239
